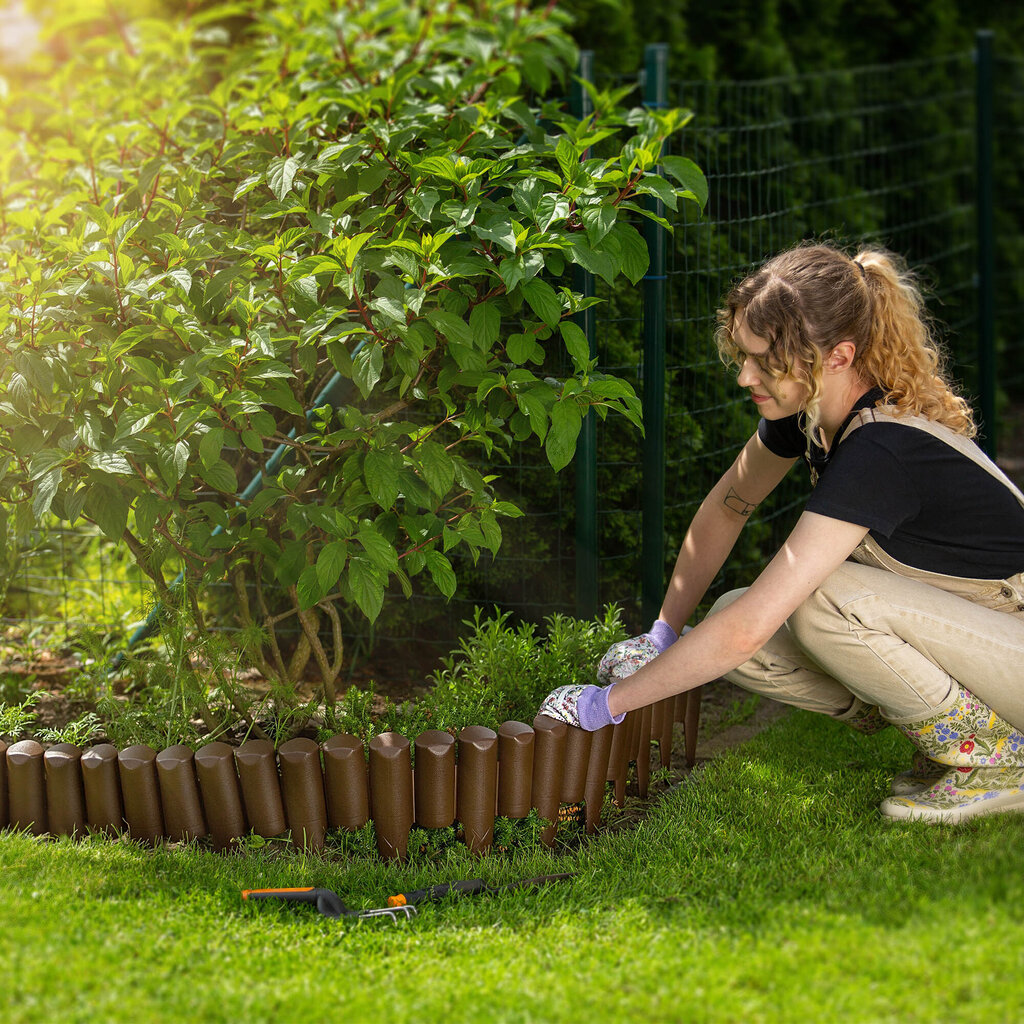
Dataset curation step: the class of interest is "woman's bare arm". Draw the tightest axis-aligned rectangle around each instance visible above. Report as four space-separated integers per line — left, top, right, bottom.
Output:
608 510 870 716
657 432 798 632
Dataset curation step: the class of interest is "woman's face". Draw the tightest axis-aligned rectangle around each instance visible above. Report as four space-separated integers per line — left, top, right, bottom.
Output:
731 312 807 420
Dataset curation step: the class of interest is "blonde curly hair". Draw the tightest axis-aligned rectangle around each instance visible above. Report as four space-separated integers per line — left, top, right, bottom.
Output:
715 242 976 439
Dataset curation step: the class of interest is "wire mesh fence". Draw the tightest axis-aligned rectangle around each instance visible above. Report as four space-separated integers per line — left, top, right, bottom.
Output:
2 44 1015 676
995 52 1024 399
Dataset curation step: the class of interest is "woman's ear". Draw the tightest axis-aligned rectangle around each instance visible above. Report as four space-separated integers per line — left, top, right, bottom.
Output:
825 340 857 372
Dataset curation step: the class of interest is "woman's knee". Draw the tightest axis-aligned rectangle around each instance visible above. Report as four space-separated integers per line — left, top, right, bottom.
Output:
787 563 884 650
707 587 749 618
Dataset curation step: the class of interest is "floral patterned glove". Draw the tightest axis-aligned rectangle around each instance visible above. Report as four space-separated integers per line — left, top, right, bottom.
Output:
596 621 688 685
538 684 626 732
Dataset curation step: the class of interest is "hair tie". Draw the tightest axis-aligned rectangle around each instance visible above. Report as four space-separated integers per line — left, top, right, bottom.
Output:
854 260 867 281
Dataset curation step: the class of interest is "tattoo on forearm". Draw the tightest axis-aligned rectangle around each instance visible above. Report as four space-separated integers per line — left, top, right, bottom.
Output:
724 488 758 516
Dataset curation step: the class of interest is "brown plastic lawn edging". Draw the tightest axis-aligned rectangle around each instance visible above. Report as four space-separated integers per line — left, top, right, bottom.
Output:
0 691 701 859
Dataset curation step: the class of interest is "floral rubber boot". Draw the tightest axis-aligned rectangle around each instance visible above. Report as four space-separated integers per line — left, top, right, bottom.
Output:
879 680 1024 823
889 751 946 797
835 698 890 735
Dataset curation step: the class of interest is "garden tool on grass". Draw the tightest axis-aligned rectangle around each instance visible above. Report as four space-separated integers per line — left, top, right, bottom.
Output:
241 887 417 923
385 871 575 907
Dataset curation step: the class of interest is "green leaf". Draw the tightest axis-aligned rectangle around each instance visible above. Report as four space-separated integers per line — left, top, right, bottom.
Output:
416 439 455 497
536 193 570 231
134 493 160 541
262 381 305 416
241 429 264 454
32 467 61 520
567 239 618 285
174 441 190 480
469 302 500 349
498 255 526 292
28 450 65 481
353 343 384 398
348 557 385 622
560 321 592 370
512 179 543 218
204 265 242 312
610 221 650 285
409 188 440 220
86 452 133 475
267 156 300 201
232 174 262 202
521 279 562 328
316 539 348 590
507 332 538 365
515 390 549 441
635 173 678 211
662 156 709 210
275 541 308 587
296 564 325 610
364 448 401 508
545 400 583 471
357 522 400 574
425 549 457 599
199 427 224 469
200 459 238 494
84 485 129 541
63 486 88 527
555 136 579 181
581 203 617 246
474 220 517 254
426 310 472 347
491 500 525 518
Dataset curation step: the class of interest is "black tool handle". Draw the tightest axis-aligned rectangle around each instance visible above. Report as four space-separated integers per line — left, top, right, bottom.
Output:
387 878 487 907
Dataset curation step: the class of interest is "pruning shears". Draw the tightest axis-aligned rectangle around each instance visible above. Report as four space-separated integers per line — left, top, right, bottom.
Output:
241 886 416 923
241 873 574 923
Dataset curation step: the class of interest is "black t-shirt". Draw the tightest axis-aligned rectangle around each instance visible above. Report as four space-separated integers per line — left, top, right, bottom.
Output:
757 390 1024 579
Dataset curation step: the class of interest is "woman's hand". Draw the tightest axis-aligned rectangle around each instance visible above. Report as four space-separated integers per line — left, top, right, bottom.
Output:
596 622 687 684
537 683 625 731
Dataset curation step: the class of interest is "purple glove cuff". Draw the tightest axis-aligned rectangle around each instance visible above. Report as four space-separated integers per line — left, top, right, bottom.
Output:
577 684 626 731
645 619 679 653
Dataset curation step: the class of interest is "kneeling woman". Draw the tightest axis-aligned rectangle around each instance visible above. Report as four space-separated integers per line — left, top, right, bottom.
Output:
541 242 1024 823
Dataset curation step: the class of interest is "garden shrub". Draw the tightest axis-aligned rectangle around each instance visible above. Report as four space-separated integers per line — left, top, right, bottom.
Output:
0 0 705 739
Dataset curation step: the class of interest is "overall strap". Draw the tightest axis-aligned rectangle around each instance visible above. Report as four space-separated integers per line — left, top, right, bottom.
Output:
838 405 1024 511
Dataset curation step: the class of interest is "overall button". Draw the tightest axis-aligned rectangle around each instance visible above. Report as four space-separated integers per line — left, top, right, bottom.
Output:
1000 586 1013 598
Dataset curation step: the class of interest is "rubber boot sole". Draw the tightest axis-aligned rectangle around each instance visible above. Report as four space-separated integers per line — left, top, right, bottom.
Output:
880 787 1024 823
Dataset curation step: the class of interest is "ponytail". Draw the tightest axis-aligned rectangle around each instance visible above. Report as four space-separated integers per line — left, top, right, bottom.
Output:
855 248 976 436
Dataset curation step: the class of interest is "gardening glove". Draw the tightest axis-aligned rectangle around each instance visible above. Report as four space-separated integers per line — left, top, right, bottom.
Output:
596 622 690 685
538 683 625 732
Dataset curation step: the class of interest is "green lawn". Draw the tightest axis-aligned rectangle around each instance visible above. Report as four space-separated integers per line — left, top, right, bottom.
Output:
3 711 1022 1023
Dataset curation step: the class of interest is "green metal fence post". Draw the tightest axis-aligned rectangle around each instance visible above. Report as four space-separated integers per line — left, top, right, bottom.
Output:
571 51 598 621
976 29 996 456
641 43 669 625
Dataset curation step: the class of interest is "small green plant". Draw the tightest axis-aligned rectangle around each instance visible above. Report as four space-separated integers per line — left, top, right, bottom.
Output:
36 712 103 747
324 820 378 860
388 603 628 736
0 690 44 740
492 809 547 852
408 825 460 860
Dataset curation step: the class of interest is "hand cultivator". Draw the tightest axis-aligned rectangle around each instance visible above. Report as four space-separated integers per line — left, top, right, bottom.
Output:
242 873 574 923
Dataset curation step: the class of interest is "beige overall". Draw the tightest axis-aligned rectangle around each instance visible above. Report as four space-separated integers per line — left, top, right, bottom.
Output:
710 407 1024 731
